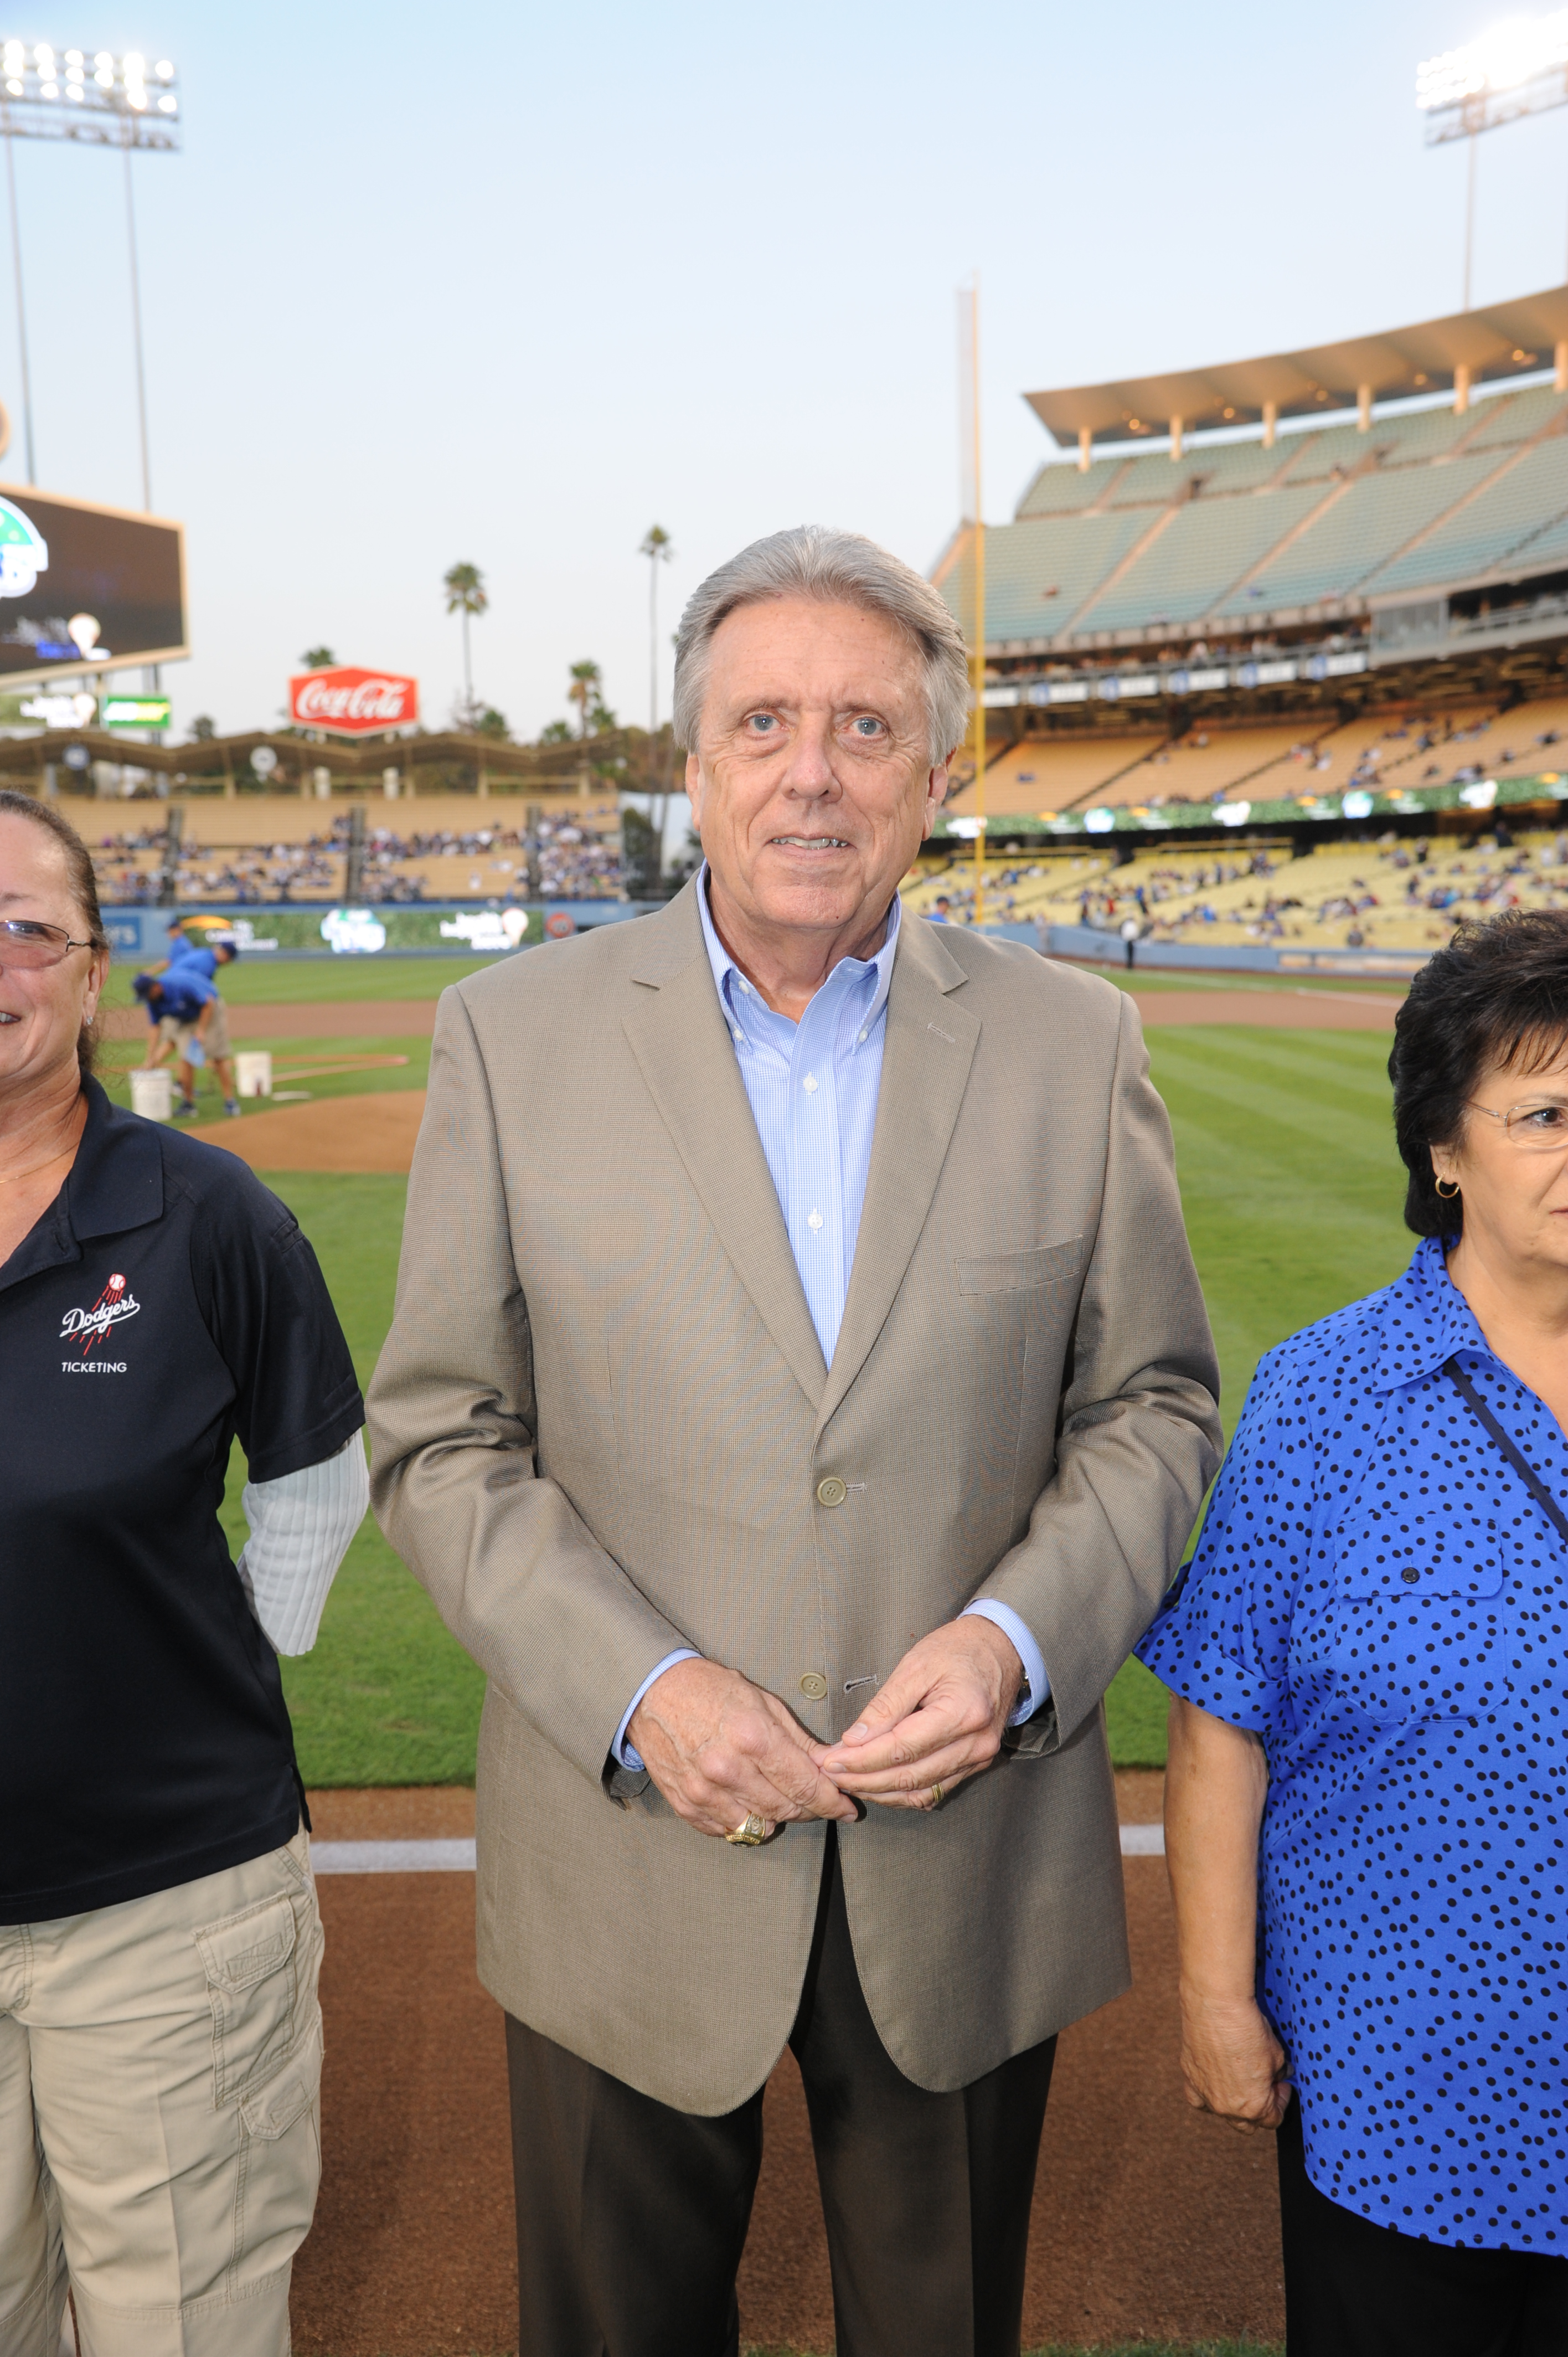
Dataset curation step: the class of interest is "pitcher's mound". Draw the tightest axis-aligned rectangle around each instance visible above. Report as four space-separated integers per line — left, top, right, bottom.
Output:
189 1090 425 1174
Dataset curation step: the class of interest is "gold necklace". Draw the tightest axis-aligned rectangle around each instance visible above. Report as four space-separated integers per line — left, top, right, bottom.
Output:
0 1142 75 1185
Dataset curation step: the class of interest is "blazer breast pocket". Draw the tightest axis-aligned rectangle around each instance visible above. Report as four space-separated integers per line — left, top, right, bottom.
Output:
957 1236 1085 1298
1331 1493 1510 1726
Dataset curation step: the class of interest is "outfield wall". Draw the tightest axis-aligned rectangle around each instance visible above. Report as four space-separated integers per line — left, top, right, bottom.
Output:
1043 922 1426 976
103 901 661 963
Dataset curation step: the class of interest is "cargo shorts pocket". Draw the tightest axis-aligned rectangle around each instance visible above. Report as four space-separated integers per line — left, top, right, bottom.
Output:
239 2016 322 2142
194 1892 299 2110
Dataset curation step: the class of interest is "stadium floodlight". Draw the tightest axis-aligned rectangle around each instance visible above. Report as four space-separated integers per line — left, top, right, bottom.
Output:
0 42 179 511
1416 12 1568 312
0 43 179 146
1417 9 1568 139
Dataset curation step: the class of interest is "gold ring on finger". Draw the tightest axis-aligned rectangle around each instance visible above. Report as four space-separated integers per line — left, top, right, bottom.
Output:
725 1812 768 1847
929 1783 945 1809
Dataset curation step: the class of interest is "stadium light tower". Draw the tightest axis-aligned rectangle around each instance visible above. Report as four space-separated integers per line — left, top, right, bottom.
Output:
1417 11 1568 308
0 43 180 497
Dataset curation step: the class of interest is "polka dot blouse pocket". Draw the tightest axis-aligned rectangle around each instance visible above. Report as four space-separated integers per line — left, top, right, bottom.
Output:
1332 1490 1510 1725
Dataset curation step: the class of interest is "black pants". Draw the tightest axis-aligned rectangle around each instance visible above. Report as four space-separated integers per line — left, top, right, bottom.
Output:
505 1829 1056 2357
1278 2094 1568 2357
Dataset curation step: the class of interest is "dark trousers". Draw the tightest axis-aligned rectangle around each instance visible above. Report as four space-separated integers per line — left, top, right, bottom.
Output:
505 1829 1056 2357
1278 2094 1568 2357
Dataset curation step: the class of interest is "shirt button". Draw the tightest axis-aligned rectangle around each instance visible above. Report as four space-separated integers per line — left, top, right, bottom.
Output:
798 1672 829 1700
802 1073 818 1094
858 1030 868 1043
1401 1566 1422 1583
807 1209 823 1232
816 1476 847 1507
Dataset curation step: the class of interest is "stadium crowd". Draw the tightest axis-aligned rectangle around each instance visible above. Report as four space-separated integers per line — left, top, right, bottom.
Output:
86 807 626 904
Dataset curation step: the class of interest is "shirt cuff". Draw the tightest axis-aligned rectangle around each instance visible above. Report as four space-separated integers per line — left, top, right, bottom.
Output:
613 1649 701 1771
962 1601 1048 1727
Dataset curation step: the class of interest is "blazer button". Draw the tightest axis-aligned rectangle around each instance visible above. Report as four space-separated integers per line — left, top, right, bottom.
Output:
1401 1565 1422 1583
798 1672 829 1700
816 1476 847 1507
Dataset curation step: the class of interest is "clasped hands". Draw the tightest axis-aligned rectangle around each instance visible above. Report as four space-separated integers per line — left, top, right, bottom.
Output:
625 1618 1024 1841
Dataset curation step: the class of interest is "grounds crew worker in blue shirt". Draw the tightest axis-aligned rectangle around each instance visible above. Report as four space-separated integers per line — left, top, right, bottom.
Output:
0 793 367 2357
136 929 241 1118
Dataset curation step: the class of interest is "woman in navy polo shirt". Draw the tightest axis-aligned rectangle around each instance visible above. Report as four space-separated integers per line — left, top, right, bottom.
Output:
1141 908 1568 2356
0 794 367 2357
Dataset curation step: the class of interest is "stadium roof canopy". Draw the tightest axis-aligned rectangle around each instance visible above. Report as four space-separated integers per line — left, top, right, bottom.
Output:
1027 285 1568 448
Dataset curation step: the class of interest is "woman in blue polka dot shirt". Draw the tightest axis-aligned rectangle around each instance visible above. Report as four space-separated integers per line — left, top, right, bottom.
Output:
1139 908 1568 2357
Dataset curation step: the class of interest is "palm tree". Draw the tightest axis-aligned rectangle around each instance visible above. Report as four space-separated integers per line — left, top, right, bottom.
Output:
640 526 675 853
301 646 334 671
568 660 602 740
639 526 674 742
443 563 488 720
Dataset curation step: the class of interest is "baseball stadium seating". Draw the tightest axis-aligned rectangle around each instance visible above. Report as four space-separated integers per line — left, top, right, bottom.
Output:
950 372 1568 651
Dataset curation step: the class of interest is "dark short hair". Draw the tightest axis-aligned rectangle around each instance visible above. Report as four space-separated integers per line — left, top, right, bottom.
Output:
0 788 111 1079
1390 908 1568 1239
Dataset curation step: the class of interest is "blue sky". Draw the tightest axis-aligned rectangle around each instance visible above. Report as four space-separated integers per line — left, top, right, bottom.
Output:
3 0 1563 742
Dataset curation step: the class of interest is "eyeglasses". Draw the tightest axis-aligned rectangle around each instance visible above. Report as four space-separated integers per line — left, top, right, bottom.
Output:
1467 1097 1568 1151
0 917 95 969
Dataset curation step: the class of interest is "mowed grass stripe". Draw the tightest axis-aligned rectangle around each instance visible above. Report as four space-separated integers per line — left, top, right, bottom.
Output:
1108 1027 1412 1760
1148 1033 1400 1172
1162 1022 1397 1104
101 952 499 1010
1149 1028 1410 1428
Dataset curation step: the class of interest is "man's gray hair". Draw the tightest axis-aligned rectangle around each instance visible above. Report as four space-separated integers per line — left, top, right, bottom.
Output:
672 525 971 764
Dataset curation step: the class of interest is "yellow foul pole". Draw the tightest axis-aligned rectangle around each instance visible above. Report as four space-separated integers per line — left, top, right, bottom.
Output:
972 535 986 926
969 287 986 928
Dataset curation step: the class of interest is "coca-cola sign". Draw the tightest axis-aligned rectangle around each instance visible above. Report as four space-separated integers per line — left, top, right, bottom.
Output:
288 666 418 735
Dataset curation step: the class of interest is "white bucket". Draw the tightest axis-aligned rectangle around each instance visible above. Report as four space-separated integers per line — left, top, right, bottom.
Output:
235 1051 273 1099
129 1068 173 1123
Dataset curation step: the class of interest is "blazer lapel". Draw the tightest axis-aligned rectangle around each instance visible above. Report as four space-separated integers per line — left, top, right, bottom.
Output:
621 894 828 1412
816 920 979 1437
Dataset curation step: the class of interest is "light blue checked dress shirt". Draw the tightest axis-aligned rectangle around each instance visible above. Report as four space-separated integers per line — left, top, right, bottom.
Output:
613 872 1045 1766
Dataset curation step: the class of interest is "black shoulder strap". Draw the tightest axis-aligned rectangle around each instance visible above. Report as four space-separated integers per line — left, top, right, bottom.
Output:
1444 1355 1568 1550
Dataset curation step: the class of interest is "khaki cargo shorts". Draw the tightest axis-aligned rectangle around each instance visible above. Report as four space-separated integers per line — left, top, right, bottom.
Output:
0 1826 323 2357
170 996 231 1061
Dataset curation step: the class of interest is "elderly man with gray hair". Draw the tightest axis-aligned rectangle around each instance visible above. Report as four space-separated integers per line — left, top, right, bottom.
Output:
368 526 1220 2357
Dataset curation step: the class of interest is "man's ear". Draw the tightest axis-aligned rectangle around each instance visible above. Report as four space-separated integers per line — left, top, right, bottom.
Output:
684 751 703 826
922 759 953 838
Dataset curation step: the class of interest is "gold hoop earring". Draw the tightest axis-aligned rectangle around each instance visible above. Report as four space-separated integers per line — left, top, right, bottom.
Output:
1435 1177 1460 1199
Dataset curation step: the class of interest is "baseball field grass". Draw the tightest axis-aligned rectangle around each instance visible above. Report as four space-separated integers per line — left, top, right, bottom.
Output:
211 1012 1411 1786
100 950 495 1009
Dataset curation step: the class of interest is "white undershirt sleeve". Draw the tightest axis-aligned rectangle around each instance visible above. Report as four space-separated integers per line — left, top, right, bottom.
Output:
236 1432 370 1656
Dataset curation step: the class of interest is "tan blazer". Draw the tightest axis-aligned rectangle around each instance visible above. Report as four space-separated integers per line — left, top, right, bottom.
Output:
368 884 1220 2114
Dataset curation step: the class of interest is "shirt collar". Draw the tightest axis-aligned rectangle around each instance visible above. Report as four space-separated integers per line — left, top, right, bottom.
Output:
1371 1234 1492 1392
65 1077 166 1242
695 861 901 1038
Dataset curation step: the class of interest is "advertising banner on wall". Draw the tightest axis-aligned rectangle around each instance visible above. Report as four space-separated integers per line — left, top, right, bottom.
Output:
0 485 185 683
288 667 419 735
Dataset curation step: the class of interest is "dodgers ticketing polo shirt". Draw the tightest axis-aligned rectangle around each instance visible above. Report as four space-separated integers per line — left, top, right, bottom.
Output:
0 1079 363 1924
